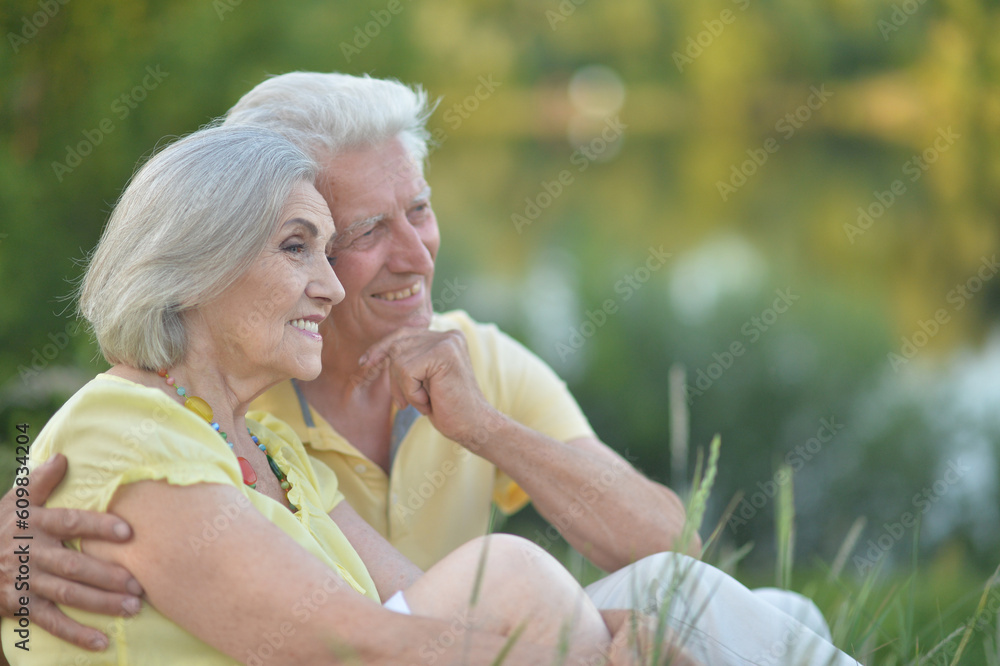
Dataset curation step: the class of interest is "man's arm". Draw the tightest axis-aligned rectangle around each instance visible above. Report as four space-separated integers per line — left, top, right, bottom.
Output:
475 424 698 571
0 455 142 651
360 328 700 573
328 500 423 601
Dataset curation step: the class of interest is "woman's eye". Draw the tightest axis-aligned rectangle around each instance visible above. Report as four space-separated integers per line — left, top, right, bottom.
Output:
283 243 306 254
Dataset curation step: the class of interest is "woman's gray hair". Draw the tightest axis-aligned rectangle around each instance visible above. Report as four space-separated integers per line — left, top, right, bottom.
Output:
222 72 436 166
79 125 316 371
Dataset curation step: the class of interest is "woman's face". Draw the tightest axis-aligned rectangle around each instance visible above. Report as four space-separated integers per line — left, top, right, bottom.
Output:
195 181 344 385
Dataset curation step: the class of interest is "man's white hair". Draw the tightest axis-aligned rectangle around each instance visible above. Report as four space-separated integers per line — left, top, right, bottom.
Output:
223 71 436 165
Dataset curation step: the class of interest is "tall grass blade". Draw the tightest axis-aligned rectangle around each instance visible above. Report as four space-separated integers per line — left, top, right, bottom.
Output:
490 621 527 666
677 434 721 556
829 516 867 582
948 563 1000 666
775 463 794 590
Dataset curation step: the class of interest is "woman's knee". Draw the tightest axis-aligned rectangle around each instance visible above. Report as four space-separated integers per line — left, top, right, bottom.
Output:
455 534 557 583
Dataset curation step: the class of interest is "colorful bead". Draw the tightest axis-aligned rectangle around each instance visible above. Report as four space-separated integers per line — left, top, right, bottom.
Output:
238 457 257 487
267 456 283 479
184 396 214 422
159 369 296 507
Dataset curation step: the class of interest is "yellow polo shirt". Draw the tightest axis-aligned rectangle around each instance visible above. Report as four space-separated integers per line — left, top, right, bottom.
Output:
3 374 378 665
249 310 595 570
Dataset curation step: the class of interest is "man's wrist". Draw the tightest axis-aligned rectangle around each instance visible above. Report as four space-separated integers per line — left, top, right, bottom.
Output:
453 406 512 454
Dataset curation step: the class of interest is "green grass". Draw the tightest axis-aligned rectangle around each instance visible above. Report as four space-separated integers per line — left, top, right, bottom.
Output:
681 437 999 665
504 433 999 665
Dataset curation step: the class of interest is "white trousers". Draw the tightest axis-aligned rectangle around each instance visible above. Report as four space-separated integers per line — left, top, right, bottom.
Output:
584 552 861 666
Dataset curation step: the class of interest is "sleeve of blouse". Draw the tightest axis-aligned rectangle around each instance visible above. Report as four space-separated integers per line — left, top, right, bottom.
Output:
35 380 242 515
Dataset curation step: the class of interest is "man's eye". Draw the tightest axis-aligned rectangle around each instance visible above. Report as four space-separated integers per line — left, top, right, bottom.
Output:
327 255 338 267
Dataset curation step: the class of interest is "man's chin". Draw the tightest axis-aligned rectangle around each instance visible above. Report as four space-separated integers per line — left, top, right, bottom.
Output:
391 302 434 330
404 310 434 330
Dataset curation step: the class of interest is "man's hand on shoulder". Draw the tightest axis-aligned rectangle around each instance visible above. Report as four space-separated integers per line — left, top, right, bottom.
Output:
357 327 505 448
0 454 143 651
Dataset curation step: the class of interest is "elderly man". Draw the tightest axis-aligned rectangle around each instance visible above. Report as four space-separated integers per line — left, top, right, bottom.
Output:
0 73 858 665
227 75 693 574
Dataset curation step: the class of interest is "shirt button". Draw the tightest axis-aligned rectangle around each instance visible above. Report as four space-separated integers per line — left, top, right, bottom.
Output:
354 464 367 474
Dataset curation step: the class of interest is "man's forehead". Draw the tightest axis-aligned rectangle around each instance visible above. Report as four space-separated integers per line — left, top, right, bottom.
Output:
333 184 431 235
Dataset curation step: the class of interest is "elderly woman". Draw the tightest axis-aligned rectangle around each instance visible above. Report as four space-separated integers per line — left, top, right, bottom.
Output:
0 125 654 665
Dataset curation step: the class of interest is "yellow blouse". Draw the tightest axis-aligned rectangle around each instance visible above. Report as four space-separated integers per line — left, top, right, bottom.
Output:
1 373 378 665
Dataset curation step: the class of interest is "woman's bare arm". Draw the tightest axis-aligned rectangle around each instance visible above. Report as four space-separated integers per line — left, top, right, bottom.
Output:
85 480 562 665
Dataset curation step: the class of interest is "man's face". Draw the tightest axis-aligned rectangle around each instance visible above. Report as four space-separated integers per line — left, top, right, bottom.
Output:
318 137 440 352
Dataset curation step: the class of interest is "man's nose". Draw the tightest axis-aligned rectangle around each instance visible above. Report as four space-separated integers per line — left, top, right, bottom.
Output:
387 218 434 274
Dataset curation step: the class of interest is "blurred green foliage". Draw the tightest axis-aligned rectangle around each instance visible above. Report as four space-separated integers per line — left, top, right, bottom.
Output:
1 0 998 626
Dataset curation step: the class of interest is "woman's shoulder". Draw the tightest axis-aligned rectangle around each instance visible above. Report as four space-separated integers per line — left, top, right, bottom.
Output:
38 374 178 446
35 374 241 512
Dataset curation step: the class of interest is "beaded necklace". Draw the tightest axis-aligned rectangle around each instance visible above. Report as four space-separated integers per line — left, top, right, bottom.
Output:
157 369 296 510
